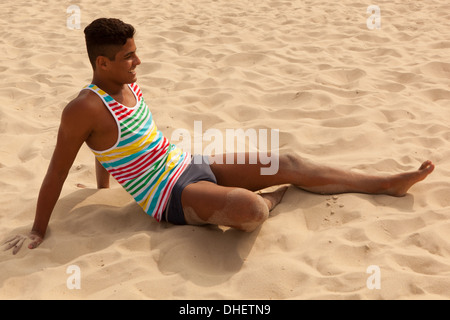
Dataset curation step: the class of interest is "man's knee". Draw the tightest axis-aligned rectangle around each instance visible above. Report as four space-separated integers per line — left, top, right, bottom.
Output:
228 189 269 232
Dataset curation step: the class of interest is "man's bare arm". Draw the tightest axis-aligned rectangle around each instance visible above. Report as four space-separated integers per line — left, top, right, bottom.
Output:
2 99 95 254
30 100 93 244
96 157 110 188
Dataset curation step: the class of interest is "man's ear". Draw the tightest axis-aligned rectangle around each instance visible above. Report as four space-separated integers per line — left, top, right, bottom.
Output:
96 56 110 71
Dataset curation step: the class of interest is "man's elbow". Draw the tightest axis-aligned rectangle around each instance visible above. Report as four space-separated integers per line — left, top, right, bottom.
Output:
97 181 110 189
96 172 110 189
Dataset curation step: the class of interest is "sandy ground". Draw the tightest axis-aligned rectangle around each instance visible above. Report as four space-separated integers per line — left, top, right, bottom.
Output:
0 0 449 299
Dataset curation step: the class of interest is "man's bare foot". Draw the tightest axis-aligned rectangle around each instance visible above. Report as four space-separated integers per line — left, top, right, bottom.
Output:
385 160 435 197
258 185 289 211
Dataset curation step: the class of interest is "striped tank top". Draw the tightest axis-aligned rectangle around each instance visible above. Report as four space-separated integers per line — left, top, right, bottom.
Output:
83 83 191 221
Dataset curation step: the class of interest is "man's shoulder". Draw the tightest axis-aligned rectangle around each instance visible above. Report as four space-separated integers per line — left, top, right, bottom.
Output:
63 89 104 116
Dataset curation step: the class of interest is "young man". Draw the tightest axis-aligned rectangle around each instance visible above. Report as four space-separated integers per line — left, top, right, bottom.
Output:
4 18 434 254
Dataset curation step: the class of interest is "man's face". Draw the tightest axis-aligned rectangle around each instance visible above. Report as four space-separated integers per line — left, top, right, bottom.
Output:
107 38 141 84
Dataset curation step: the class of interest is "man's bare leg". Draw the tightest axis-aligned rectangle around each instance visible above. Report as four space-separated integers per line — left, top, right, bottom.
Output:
181 153 434 231
181 182 288 232
209 153 435 196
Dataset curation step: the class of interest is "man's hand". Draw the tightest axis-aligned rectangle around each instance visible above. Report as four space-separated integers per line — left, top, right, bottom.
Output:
2 232 43 255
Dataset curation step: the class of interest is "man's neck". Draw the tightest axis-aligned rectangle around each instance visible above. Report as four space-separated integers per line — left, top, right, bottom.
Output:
91 75 127 96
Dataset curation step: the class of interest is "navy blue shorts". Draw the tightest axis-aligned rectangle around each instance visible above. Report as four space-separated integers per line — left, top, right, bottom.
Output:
164 155 217 225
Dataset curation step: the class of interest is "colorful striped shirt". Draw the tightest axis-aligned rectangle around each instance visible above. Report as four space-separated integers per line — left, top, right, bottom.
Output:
83 83 191 221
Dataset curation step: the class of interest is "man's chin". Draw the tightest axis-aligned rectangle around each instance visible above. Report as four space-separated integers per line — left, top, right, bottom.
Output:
113 74 137 85
123 76 137 84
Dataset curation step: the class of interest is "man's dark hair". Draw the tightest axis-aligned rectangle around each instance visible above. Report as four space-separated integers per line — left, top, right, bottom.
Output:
84 18 136 70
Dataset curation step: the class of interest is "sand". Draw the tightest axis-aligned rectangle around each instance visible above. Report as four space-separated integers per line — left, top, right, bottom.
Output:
0 0 449 300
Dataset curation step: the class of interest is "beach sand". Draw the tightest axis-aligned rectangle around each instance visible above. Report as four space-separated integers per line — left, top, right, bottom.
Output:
0 0 449 299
